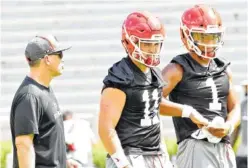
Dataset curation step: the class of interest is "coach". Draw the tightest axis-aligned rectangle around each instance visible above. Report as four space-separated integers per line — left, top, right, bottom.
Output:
9 35 76 168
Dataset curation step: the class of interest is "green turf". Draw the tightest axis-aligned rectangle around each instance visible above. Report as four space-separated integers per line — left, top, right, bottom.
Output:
0 141 12 168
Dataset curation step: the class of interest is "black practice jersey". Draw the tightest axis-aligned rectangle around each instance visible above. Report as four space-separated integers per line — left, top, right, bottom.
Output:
103 57 165 153
10 76 67 168
169 53 230 144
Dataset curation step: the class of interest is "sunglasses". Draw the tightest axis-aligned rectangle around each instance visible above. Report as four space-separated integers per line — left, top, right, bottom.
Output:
48 52 63 59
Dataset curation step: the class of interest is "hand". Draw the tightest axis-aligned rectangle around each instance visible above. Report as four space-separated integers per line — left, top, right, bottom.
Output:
196 124 204 129
67 159 80 168
189 109 209 127
207 122 230 138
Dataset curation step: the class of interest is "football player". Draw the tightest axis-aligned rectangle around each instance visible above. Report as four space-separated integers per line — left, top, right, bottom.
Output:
98 11 208 168
161 4 240 168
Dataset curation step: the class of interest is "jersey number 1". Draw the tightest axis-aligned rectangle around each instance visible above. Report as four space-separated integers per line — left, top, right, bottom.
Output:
206 77 222 110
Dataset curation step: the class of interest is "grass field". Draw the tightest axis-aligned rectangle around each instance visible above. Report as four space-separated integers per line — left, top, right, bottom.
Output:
0 138 178 168
0 141 12 168
0 137 241 168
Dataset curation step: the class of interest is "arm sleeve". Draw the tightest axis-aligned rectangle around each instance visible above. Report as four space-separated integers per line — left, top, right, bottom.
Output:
14 93 41 137
102 83 126 93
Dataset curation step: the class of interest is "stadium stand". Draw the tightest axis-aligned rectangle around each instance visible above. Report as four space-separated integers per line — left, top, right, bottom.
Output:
1 0 247 140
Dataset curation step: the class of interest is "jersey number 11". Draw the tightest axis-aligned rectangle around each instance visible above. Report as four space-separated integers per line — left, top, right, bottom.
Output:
141 89 160 126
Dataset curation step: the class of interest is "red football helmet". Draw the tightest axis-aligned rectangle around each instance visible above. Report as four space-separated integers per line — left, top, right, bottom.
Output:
122 11 166 67
180 4 225 59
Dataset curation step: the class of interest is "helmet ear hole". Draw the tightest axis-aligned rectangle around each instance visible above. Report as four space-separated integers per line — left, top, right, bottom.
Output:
181 29 185 38
180 28 186 42
122 39 129 45
121 40 129 54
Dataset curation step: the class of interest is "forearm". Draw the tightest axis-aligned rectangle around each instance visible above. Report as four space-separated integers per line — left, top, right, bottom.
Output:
16 144 35 168
159 98 184 116
226 105 241 129
99 125 131 168
99 125 124 155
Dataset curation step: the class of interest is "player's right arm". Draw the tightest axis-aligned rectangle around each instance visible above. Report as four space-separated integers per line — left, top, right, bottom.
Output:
98 87 131 168
160 63 209 126
160 63 184 116
15 134 35 168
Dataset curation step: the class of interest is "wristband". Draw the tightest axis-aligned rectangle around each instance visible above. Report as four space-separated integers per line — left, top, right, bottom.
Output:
111 151 130 168
182 105 193 118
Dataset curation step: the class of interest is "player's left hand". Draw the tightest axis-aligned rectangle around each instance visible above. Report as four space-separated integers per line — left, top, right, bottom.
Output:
207 122 230 138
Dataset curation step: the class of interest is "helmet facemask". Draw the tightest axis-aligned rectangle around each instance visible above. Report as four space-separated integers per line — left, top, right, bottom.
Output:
123 26 164 67
181 24 225 59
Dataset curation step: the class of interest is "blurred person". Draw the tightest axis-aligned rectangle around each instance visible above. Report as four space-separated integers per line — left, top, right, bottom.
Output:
98 11 208 168
63 110 74 120
161 4 240 168
9 35 78 168
233 80 247 168
63 110 97 167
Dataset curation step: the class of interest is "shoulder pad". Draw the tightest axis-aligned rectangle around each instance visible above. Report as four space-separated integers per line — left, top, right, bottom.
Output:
214 57 231 68
103 58 134 87
170 53 191 69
